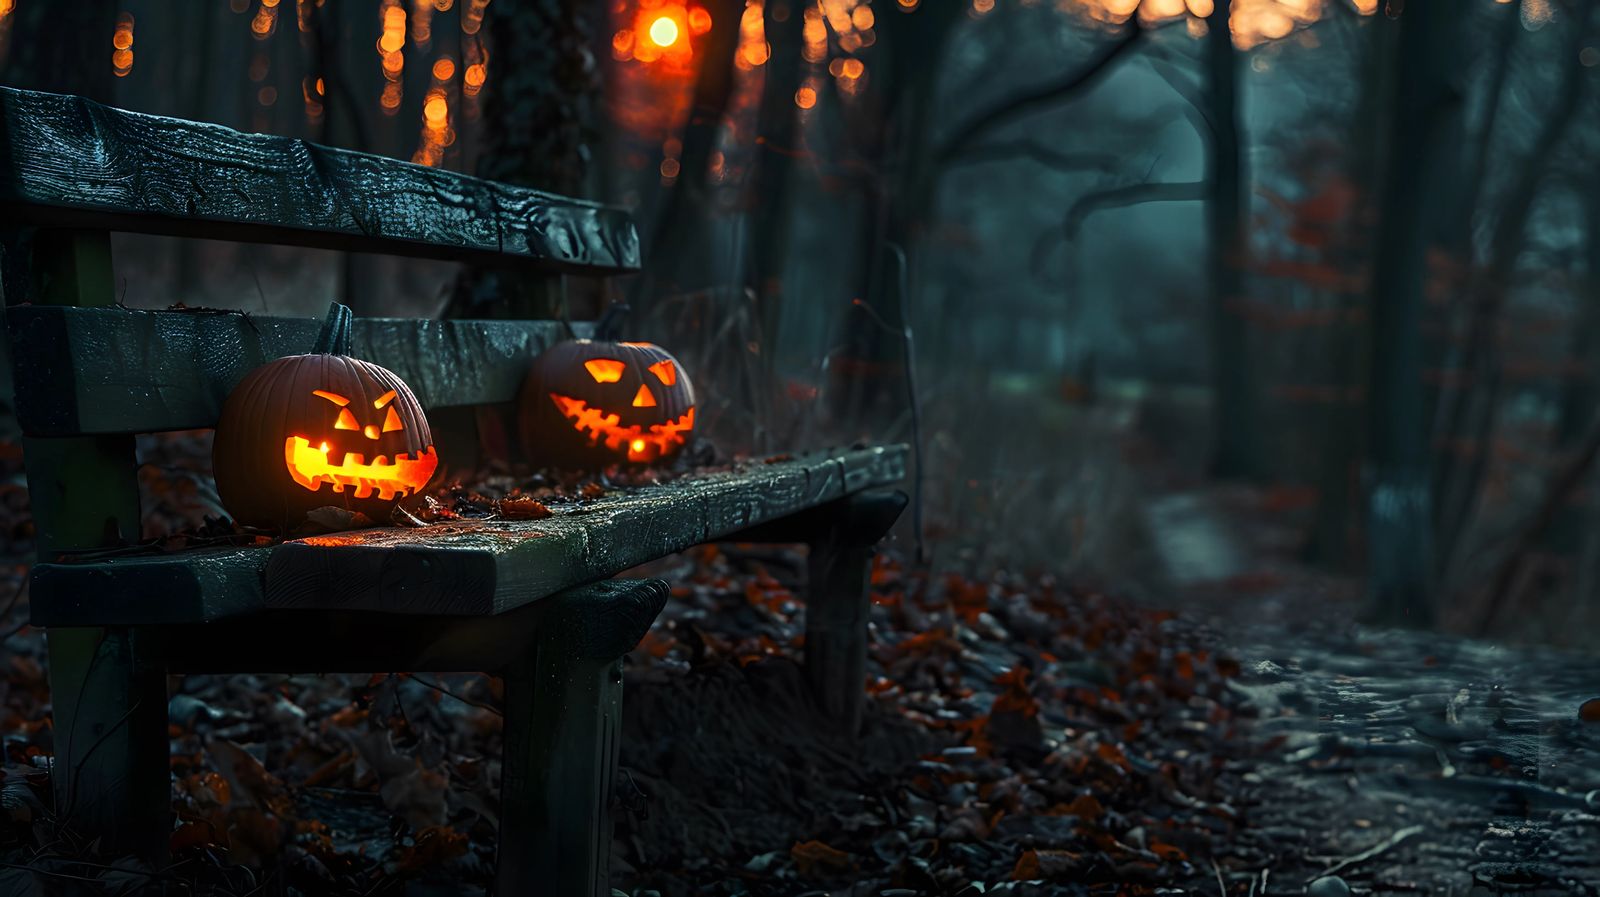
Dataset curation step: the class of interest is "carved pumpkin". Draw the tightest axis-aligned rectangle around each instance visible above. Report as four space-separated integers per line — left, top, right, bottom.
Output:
519 331 696 468
214 303 439 529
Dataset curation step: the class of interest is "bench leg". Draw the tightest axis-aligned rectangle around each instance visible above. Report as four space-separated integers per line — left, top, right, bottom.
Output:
47 627 169 858
494 580 668 897
496 649 621 897
805 490 908 737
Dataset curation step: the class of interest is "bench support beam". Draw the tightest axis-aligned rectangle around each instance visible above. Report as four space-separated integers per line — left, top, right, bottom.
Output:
497 653 622 897
47 627 170 858
494 579 666 897
803 490 907 737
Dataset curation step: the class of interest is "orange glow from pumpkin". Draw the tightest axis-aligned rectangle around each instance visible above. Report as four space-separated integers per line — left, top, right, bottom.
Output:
284 437 438 500
549 394 695 463
632 384 658 407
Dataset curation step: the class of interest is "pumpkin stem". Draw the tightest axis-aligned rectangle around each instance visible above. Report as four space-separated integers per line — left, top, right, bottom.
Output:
593 302 630 342
313 301 354 355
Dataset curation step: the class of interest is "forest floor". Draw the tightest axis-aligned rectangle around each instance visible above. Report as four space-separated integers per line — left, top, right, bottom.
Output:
0 439 1596 896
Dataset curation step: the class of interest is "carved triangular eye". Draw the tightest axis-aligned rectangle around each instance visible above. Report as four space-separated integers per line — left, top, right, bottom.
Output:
334 408 359 430
648 360 677 386
382 406 404 432
584 359 625 383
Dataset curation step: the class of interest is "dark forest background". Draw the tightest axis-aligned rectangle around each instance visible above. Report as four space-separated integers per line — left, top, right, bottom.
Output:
4 0 1600 647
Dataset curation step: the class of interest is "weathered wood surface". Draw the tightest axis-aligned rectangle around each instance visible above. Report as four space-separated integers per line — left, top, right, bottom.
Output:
28 446 908 626
0 88 639 272
8 305 586 436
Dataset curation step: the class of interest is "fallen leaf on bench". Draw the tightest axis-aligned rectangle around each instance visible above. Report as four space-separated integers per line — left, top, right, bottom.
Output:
496 494 553 520
300 506 375 534
407 494 461 524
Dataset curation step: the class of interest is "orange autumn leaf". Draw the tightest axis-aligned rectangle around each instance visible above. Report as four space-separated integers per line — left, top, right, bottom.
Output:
1096 741 1131 770
1063 793 1104 820
395 825 469 872
634 629 678 659
791 839 856 877
1013 849 1041 880
991 667 1040 718
169 820 223 852
1149 839 1188 862
1173 652 1194 681
1014 847 1084 880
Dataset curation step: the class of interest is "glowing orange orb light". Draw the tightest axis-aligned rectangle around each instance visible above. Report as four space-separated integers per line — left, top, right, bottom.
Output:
648 15 680 47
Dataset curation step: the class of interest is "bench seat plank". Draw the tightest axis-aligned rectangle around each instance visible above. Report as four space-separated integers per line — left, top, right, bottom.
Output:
9 305 586 436
29 446 908 626
0 88 639 273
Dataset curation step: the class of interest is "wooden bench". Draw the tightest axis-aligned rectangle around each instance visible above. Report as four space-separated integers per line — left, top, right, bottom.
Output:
1 87 907 896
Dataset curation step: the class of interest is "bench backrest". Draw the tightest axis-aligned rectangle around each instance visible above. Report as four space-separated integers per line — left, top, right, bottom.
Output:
0 88 638 556
0 88 639 272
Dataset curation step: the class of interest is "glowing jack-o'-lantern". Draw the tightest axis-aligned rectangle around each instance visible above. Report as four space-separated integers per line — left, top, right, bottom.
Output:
519 332 696 469
213 303 439 529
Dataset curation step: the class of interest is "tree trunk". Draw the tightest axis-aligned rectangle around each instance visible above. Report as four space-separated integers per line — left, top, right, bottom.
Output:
1539 179 1600 558
448 0 598 319
1363 0 1465 626
832 4 963 432
1304 12 1397 570
0 0 116 102
747 0 807 396
642 0 745 299
1431 0 1593 577
1204 0 1261 480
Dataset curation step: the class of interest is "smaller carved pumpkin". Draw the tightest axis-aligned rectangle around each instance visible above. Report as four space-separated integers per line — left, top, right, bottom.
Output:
519 324 696 468
214 303 439 529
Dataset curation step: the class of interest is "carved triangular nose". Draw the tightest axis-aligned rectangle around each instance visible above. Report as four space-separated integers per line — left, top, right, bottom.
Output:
632 383 657 407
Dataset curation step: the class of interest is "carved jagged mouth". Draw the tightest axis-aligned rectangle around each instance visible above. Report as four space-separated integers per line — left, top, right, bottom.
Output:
283 437 439 500
549 394 696 462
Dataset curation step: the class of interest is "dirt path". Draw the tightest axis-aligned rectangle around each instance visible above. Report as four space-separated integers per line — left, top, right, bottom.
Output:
1217 617 1600 895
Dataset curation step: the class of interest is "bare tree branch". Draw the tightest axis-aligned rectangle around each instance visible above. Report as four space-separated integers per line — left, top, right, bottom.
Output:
1063 180 1207 237
1147 57 1215 139
1475 402 1600 636
943 140 1119 172
933 23 1145 167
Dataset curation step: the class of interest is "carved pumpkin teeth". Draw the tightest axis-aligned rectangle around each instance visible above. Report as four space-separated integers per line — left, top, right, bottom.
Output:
546 395 695 462
284 438 439 499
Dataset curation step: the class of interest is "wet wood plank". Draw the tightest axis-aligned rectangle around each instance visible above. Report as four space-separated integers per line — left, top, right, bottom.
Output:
0 87 639 273
8 305 585 436
27 446 909 626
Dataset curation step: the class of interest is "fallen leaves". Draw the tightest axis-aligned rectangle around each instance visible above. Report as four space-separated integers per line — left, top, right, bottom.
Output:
789 839 856 877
